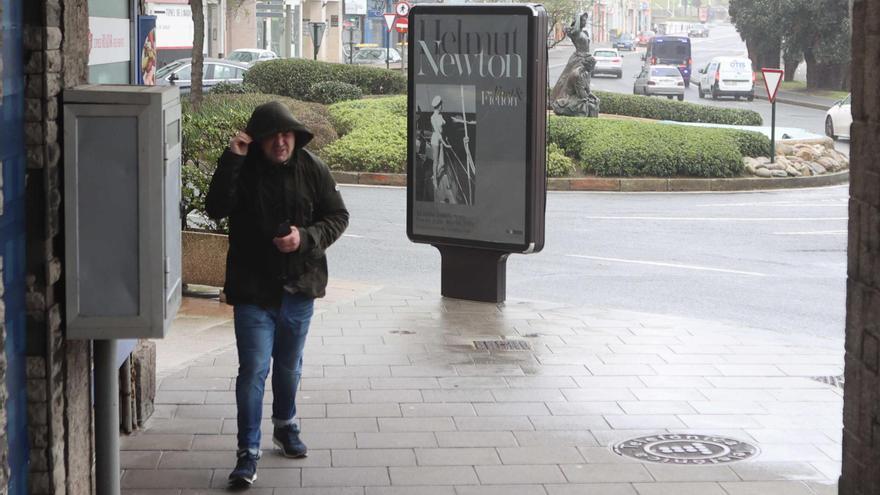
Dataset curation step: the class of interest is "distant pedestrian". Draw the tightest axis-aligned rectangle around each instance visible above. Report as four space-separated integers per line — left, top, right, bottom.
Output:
205 101 349 488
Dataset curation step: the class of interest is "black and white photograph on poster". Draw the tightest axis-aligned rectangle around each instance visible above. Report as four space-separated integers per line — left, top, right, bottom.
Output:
414 84 477 205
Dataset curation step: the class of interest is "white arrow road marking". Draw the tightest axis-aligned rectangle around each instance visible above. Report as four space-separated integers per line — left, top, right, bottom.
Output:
566 254 769 277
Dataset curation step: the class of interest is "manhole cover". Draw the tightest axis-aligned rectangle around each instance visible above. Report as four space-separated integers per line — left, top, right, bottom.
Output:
810 374 844 388
613 434 759 465
472 340 531 351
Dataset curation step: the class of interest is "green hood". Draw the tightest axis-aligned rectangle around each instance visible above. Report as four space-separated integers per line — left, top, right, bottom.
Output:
245 100 314 151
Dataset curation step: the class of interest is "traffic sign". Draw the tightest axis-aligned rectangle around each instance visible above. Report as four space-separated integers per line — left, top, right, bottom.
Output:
761 68 784 103
396 16 408 33
395 1 410 17
384 13 396 31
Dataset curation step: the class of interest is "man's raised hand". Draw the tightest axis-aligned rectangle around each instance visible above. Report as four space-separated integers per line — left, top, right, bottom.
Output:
230 131 253 156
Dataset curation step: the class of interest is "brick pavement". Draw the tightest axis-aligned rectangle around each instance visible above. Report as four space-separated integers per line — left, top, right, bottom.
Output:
122 281 843 494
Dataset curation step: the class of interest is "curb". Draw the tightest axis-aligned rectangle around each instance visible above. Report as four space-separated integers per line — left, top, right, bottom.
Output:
754 89 835 111
332 170 849 192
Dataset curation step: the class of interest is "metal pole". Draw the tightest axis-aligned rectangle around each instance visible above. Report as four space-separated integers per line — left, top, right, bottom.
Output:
120 356 133 434
95 339 120 495
386 28 390 69
770 100 776 164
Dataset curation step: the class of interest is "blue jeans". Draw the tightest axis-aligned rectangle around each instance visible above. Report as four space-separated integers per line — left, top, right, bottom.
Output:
234 292 314 453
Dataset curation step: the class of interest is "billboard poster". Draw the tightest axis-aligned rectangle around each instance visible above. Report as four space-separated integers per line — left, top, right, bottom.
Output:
88 17 131 66
407 5 547 253
146 3 194 50
137 16 158 85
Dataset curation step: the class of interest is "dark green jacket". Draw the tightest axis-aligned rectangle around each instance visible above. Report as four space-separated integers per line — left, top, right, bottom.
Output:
205 101 349 306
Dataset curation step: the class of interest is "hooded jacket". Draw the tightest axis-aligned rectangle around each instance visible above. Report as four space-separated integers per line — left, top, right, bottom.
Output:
205 101 349 307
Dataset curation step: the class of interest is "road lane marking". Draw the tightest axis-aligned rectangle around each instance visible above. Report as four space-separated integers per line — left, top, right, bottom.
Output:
565 254 769 277
579 216 847 222
772 230 847 235
343 234 365 238
695 202 846 207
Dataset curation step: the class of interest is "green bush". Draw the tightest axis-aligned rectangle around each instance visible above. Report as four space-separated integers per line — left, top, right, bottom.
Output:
209 81 259 95
182 93 338 231
308 81 363 105
319 96 757 178
547 143 575 177
595 91 763 125
322 96 406 172
244 58 406 101
728 128 772 157
549 116 746 177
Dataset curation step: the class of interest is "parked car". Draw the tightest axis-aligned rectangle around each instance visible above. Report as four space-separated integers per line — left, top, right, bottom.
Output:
633 64 685 100
351 47 402 66
155 58 249 93
592 49 623 78
688 24 710 37
225 48 278 66
613 33 636 51
825 93 852 140
696 56 754 101
636 30 655 47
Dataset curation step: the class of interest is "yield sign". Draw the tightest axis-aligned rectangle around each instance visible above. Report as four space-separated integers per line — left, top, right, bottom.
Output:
384 13 396 32
761 68 784 103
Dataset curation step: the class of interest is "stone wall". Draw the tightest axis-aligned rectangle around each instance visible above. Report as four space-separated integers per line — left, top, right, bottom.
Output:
22 0 93 493
841 0 880 493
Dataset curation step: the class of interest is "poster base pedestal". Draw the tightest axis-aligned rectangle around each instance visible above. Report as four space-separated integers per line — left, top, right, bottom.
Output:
436 245 509 303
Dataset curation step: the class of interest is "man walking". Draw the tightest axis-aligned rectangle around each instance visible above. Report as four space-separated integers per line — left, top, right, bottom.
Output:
205 101 349 488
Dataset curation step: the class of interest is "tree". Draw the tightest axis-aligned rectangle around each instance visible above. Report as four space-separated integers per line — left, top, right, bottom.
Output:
190 0 205 109
728 0 782 71
732 0 850 90
542 0 592 47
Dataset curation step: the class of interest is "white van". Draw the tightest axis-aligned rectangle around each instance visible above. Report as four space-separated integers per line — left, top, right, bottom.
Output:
696 56 755 101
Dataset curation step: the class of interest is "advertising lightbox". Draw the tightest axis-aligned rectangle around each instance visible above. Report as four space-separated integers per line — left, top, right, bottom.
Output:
406 4 547 254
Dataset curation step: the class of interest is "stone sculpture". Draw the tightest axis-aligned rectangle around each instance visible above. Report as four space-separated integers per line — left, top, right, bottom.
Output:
550 12 600 117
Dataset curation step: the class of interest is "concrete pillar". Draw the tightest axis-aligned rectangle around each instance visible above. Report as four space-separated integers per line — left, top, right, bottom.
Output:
841 0 880 493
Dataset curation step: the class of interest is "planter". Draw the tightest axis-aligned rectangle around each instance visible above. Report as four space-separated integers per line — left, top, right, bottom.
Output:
182 230 228 288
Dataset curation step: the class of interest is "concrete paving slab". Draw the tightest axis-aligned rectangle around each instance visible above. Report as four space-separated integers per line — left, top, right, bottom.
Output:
126 284 842 492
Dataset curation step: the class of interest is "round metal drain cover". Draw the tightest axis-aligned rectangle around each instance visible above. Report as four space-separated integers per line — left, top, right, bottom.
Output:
613 434 759 465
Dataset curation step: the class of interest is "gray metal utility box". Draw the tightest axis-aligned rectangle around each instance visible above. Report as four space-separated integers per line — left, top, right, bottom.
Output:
63 85 182 340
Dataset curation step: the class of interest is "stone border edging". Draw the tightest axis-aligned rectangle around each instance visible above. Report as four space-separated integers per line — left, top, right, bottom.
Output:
331 170 849 192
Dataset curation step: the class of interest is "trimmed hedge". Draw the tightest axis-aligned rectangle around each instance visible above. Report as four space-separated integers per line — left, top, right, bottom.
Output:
596 91 763 126
547 143 575 177
244 58 406 101
319 95 768 178
182 93 338 231
308 81 363 105
322 96 406 172
549 116 748 177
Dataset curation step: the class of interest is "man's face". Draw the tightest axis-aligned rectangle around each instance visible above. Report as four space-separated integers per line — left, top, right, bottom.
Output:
261 131 296 164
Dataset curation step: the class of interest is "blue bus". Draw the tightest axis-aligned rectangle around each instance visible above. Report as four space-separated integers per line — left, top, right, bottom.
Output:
644 36 693 87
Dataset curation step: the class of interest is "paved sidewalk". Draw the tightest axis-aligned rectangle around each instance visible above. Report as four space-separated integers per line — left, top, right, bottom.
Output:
122 281 843 494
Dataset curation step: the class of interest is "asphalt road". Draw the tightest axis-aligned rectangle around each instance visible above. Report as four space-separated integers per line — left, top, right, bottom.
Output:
330 184 846 339
549 23 851 156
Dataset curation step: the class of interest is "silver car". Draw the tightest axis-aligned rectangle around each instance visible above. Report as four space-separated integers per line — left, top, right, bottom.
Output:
226 48 278 67
155 58 249 94
633 65 686 101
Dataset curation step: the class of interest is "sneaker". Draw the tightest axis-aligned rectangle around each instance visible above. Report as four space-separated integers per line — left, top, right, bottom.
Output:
273 423 308 458
228 451 259 487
